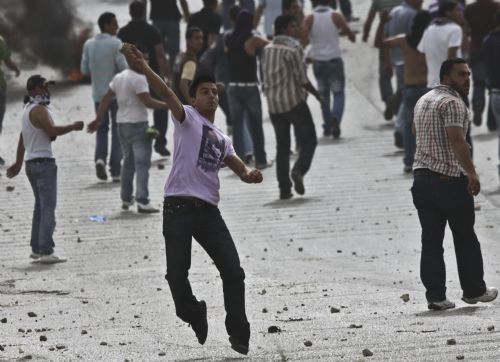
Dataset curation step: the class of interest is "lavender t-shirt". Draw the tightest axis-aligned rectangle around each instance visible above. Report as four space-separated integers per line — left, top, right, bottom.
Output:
164 106 236 205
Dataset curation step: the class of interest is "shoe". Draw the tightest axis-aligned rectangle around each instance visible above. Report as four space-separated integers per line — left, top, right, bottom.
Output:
323 128 332 137
347 16 360 22
332 118 341 139
111 176 120 183
39 253 67 264
122 198 135 211
154 144 171 157
229 336 249 355
0 156 5 166
383 102 394 121
137 202 159 213
280 190 293 200
190 300 208 345
487 115 497 131
403 165 413 173
95 159 107 181
244 153 253 165
291 171 305 195
255 162 272 170
394 131 404 149
30 252 42 259
428 299 455 310
473 112 482 126
462 287 498 304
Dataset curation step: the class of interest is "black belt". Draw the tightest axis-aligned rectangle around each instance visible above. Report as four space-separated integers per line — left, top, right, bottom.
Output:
164 196 211 208
26 157 55 164
413 168 461 179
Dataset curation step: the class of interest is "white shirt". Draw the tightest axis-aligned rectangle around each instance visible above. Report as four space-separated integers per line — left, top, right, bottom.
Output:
22 103 54 161
418 22 462 88
310 6 342 61
109 69 149 123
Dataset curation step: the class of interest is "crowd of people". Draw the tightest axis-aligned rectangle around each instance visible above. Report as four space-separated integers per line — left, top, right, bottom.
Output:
2 0 500 356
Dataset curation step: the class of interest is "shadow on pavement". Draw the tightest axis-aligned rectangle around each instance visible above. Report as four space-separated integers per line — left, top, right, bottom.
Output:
107 212 156 220
362 123 394 132
416 306 481 317
83 182 120 190
263 197 320 208
472 132 498 142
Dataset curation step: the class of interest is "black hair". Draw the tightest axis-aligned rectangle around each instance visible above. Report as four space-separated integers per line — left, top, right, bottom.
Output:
316 0 330 6
134 43 148 54
229 4 241 24
185 26 203 40
438 1 458 18
274 15 297 36
129 1 145 19
406 10 432 50
495 10 500 26
202 0 217 8
440 58 467 81
189 74 216 98
98 12 116 32
282 0 298 12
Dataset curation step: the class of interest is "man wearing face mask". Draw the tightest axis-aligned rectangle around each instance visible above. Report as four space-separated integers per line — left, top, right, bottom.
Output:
6 75 84 264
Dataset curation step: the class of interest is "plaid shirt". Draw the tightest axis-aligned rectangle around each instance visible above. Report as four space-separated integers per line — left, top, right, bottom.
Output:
413 85 471 177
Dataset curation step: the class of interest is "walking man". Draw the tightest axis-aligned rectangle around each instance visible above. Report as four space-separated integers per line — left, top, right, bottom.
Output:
411 58 498 310
303 0 356 138
122 43 263 355
81 12 127 182
7 75 84 263
262 15 321 199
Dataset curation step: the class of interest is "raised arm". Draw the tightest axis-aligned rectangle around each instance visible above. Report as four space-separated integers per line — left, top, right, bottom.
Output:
180 0 190 20
123 44 185 121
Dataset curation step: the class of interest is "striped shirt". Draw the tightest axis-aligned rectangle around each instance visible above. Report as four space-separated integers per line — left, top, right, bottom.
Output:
261 35 308 114
413 85 471 177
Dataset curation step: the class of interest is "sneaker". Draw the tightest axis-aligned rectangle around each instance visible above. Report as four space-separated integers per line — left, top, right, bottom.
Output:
95 159 107 181
404 165 413 173
111 176 120 183
229 336 249 355
323 128 332 137
244 153 253 165
280 190 293 200
394 131 404 149
190 300 208 345
332 118 341 139
137 202 159 214
30 252 42 259
462 287 498 304
427 298 455 311
39 253 67 264
154 144 171 157
122 198 135 211
472 112 482 126
291 171 305 195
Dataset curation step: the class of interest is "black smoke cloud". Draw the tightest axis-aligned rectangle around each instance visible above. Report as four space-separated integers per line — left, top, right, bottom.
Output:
0 0 85 73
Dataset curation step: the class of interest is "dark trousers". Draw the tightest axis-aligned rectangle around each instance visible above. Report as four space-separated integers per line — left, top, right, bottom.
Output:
411 172 486 302
150 86 169 149
270 102 317 193
163 197 250 343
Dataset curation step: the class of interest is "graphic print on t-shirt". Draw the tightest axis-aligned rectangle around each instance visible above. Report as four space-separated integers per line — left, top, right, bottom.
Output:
197 125 226 172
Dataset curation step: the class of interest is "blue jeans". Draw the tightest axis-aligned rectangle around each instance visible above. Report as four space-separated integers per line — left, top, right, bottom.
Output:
163 197 250 343
150 86 169 150
394 64 405 132
117 122 152 204
94 100 121 177
153 19 180 69
312 58 346 130
0 85 6 132
402 85 428 167
26 159 57 255
490 91 500 175
227 85 267 164
378 48 394 105
411 172 486 302
470 53 497 129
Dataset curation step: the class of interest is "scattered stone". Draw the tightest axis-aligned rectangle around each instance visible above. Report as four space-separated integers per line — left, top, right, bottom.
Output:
22 356 33 360
143 255 148 260
400 294 410 303
348 324 363 329
81 300 88 304
298 247 303 252
0 318 6 323
100 341 107 346
456 356 464 360
77 237 82 243
304 340 313 347
267 326 281 334
0 345 4 351
6 186 15 192
262 308 268 313
18 328 25 333
330 307 340 313
158 352 166 356
49 347 55 351
258 289 266 295
157 164 165 170
81 330 87 335
447 339 456 345
487 325 495 332
39 335 47 342
27 312 37 318
362 349 373 357
55 344 65 350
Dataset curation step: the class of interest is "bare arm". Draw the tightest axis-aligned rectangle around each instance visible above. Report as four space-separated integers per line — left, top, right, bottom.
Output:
303 81 323 104
363 8 377 42
137 92 168 110
244 36 269 56
333 12 355 43
4 57 20 77
87 89 115 133
254 3 265 29
301 14 313 47
224 154 263 184
31 105 83 138
179 0 190 20
6 133 25 178
448 46 459 59
383 35 405 48
446 127 480 195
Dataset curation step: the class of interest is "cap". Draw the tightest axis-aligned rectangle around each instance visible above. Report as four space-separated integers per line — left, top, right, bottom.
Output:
26 75 55 91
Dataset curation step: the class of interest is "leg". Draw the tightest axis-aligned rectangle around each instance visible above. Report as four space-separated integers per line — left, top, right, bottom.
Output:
118 124 135 203
411 177 448 302
339 0 352 19
331 59 346 124
393 65 405 134
441 177 486 298
470 56 486 125
94 102 110 164
218 87 232 129
0 85 6 133
227 86 246 159
489 93 500 177
131 123 152 205
26 164 41 254
151 86 169 153
108 100 122 178
194 206 250 343
165 20 181 69
378 48 394 106
270 112 292 194
163 201 203 324
290 102 318 176
313 61 333 132
243 87 267 165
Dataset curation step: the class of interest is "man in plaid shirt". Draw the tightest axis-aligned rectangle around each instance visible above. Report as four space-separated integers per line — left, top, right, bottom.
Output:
411 58 498 311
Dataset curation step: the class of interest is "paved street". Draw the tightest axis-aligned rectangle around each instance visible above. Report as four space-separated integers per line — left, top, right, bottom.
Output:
1 0 499 361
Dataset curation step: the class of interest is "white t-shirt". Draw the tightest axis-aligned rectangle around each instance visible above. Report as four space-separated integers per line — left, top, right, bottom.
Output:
417 22 462 88
164 106 236 206
109 69 149 123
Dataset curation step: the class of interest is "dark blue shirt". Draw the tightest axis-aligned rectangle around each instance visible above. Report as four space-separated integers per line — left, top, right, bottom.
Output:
483 30 500 88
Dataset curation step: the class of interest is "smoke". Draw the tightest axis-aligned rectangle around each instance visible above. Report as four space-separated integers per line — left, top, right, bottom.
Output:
0 0 86 73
